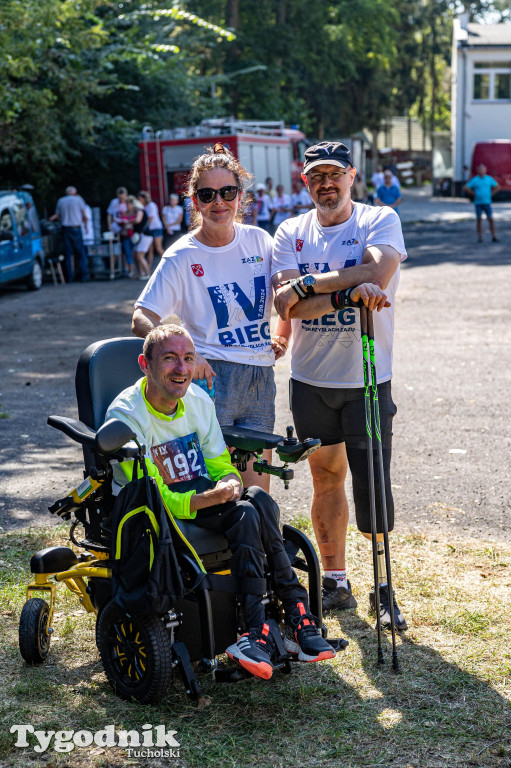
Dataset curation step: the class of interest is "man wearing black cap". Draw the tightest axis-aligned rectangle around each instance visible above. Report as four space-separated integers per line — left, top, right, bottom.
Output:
271 141 408 631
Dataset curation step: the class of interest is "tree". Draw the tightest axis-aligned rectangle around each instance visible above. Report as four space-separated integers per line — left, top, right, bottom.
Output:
0 0 235 206
0 0 108 199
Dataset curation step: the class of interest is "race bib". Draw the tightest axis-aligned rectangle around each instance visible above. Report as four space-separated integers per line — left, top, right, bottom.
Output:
150 432 207 486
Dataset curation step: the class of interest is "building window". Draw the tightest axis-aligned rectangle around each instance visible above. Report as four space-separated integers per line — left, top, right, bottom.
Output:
473 61 511 101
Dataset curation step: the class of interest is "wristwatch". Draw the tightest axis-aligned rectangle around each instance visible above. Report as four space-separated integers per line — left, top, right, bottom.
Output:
299 274 316 296
278 274 316 300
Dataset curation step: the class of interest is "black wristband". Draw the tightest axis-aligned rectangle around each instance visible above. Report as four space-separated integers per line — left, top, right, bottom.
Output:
291 281 307 299
331 288 360 309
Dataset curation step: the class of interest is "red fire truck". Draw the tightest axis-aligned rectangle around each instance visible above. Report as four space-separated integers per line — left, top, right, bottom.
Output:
139 119 309 209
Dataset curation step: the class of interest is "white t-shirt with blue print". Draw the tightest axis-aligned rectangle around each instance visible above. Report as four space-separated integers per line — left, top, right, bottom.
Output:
271 204 407 388
135 224 274 366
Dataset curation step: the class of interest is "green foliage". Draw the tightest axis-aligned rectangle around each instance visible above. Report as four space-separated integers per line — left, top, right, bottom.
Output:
187 0 401 137
0 0 235 206
0 0 106 196
1 0 507 204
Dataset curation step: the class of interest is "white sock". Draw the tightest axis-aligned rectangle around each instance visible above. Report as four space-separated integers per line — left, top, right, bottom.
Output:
324 569 347 588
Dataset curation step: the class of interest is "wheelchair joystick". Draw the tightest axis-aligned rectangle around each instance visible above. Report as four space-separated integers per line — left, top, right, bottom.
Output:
284 426 298 445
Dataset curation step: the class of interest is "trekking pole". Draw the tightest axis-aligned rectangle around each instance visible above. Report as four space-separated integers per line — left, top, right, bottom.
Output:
366 309 399 672
360 305 384 665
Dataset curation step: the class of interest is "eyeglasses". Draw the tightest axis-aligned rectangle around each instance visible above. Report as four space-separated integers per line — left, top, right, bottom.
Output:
195 185 240 203
307 171 350 184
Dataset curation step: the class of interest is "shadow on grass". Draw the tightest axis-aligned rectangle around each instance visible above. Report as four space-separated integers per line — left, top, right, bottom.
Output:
2 602 510 768
333 611 511 768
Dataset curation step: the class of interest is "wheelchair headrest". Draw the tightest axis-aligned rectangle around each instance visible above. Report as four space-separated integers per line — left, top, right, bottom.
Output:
76 337 144 430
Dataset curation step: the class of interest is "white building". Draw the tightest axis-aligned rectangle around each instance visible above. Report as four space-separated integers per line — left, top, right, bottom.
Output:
451 16 511 193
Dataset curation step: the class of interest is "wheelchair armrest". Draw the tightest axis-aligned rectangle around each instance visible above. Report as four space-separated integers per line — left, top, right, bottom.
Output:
48 415 141 460
276 437 321 464
222 425 283 452
95 419 138 456
222 425 321 465
48 415 96 449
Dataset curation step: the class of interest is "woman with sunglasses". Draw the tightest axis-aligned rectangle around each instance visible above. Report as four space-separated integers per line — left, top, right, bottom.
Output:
132 144 289 490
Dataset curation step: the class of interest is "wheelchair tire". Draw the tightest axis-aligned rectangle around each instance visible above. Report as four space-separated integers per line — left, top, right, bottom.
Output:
19 598 51 664
96 601 173 704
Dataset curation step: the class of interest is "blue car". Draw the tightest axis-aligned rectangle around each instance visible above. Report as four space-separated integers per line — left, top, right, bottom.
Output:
0 188 45 290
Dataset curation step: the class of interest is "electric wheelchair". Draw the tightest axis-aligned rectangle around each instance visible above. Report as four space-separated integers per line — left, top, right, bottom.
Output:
18 337 345 704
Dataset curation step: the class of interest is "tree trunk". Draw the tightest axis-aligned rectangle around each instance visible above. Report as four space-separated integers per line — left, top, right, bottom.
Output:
226 0 239 29
429 19 437 155
225 0 241 116
276 0 286 25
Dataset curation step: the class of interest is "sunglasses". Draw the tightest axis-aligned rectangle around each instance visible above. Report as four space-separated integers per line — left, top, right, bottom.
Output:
195 185 240 204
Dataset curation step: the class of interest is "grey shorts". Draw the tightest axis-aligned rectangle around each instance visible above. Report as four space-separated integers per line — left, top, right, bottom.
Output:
206 359 276 432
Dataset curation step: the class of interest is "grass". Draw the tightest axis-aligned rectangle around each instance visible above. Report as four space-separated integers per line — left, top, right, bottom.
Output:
0 523 510 768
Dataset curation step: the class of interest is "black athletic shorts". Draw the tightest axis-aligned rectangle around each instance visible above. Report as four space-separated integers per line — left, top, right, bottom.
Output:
289 378 397 534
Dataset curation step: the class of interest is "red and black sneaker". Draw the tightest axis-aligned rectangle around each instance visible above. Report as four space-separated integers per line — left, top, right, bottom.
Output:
226 622 276 680
284 602 336 663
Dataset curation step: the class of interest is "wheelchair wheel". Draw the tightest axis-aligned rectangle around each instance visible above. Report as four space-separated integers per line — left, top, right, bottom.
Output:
19 598 51 664
96 601 173 704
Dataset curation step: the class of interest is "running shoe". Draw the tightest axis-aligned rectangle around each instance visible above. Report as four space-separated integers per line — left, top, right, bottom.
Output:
321 576 357 614
284 602 336 662
369 585 408 631
226 622 276 680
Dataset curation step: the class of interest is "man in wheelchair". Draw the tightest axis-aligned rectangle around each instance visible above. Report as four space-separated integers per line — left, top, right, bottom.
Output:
105 323 335 680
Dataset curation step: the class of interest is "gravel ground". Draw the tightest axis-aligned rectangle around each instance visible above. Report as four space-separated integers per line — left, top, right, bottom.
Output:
1 219 510 544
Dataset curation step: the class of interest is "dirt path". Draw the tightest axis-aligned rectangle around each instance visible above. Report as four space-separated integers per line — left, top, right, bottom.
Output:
1 220 510 543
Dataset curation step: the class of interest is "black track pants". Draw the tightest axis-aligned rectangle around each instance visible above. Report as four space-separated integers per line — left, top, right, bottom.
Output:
194 486 308 628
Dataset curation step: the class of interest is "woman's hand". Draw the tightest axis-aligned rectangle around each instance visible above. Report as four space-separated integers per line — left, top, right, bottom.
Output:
193 354 216 388
271 335 289 361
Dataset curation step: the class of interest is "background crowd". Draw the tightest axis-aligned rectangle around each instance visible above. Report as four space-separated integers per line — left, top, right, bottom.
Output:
52 166 402 283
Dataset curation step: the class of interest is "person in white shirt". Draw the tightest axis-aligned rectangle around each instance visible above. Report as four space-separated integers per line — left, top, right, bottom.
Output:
272 141 408 631
81 204 94 247
255 184 273 232
161 193 184 249
371 166 400 191
107 186 136 275
107 323 335 679
131 144 290 492
271 184 292 231
106 187 128 235
138 191 163 270
291 180 313 215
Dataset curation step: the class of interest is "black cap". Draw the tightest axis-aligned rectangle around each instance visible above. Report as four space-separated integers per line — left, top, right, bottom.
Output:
303 141 352 173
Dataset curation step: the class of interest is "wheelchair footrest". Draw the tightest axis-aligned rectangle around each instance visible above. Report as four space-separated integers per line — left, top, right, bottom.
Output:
214 665 253 683
326 637 349 651
30 546 78 574
214 654 295 684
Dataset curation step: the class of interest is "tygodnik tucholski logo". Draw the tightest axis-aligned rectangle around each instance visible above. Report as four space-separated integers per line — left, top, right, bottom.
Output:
10 723 181 758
